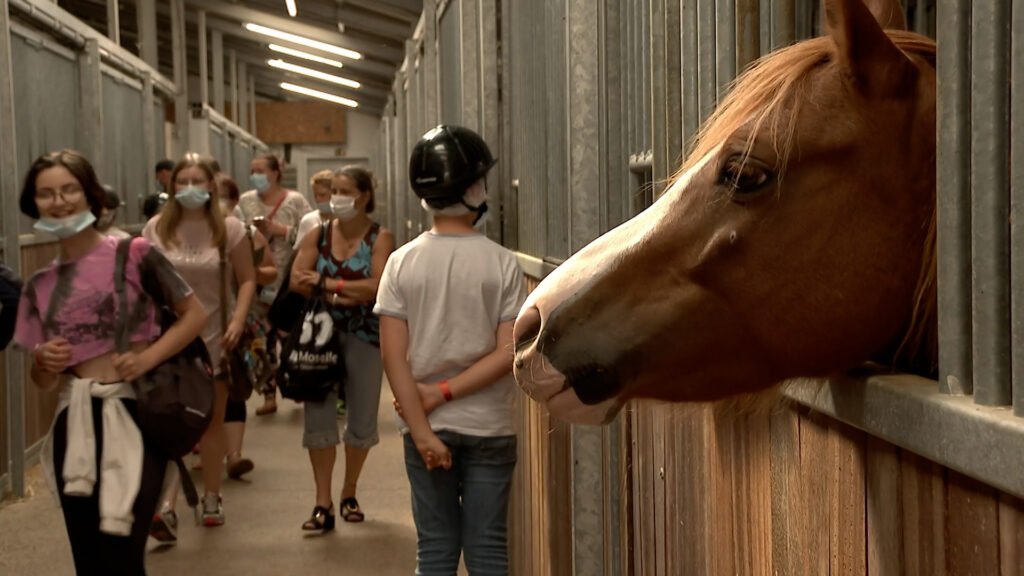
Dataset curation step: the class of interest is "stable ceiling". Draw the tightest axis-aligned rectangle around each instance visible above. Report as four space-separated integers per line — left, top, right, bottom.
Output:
57 0 421 115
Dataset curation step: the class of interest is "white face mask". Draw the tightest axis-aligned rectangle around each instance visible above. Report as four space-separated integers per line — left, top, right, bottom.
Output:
330 195 358 221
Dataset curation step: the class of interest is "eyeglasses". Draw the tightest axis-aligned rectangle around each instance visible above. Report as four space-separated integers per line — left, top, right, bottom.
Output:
35 185 84 205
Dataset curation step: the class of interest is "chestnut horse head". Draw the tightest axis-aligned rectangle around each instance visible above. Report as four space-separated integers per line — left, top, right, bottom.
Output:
512 0 937 424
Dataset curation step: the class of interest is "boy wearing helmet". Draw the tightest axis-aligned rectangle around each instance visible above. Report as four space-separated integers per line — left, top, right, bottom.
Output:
375 125 524 574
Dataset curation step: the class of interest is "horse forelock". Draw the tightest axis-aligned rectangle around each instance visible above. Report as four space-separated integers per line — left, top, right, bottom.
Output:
673 30 938 378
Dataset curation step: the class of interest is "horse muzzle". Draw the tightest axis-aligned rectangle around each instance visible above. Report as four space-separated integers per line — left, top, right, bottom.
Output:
513 305 623 425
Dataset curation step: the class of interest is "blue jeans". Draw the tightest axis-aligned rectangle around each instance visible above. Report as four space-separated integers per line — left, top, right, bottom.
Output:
403 431 517 576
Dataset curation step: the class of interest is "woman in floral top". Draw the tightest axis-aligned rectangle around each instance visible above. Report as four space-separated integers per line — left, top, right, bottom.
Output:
290 166 394 531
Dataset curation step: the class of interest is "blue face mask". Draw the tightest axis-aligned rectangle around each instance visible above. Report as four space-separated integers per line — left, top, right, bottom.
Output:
250 173 271 195
176 185 210 210
33 210 97 239
317 201 332 215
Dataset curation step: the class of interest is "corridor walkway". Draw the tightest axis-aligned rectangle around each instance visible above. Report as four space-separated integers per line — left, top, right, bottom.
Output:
0 388 425 575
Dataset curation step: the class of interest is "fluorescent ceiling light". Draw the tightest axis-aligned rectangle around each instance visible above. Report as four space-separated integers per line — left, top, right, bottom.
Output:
244 22 362 61
269 44 343 68
280 82 358 108
285 0 297 18
268 59 361 89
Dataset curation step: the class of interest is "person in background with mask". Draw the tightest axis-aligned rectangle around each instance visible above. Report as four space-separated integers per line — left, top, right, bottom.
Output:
294 170 335 251
143 153 256 539
96 186 131 239
13 149 206 573
236 153 311 416
289 165 394 531
216 172 277 479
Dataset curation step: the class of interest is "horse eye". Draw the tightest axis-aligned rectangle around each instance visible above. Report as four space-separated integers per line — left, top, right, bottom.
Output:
719 159 771 196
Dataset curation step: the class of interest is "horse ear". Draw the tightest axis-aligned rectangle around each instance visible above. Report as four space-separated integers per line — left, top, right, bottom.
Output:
860 0 908 30
823 0 915 97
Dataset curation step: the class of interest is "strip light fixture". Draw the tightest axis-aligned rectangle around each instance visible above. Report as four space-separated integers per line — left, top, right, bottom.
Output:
268 44 343 68
268 59 361 89
244 22 362 61
280 82 358 108
285 0 298 18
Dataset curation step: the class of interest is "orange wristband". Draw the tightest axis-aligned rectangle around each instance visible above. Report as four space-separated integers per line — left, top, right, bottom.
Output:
335 278 345 294
439 380 453 402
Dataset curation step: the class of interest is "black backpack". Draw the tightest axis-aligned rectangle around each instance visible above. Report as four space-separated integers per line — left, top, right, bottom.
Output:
114 238 214 514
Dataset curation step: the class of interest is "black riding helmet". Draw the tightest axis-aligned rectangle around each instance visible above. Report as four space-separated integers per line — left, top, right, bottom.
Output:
409 125 497 208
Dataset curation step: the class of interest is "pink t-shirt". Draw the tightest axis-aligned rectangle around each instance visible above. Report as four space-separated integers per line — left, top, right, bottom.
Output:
14 236 194 367
143 215 246 365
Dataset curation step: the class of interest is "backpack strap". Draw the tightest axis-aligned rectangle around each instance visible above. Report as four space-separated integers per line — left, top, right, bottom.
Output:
113 237 133 353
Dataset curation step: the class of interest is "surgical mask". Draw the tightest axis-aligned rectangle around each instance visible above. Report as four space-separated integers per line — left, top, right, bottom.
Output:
250 173 271 195
176 185 210 210
330 195 358 221
33 210 97 239
317 201 332 216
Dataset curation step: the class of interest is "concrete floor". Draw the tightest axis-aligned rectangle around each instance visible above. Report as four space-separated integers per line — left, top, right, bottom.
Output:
0 390 440 576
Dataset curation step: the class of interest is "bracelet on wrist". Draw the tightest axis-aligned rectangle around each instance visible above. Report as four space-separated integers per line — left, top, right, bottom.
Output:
439 380 453 402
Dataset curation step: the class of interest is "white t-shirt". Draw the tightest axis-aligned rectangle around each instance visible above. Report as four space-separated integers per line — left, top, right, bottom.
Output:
374 231 525 437
294 210 326 249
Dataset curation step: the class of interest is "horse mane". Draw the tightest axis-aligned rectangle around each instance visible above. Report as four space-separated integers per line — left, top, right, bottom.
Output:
679 31 939 378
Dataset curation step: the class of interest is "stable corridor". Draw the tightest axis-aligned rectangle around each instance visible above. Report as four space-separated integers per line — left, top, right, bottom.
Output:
0 388 426 575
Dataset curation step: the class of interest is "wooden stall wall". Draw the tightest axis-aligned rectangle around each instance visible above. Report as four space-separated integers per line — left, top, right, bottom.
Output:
510 382 1024 575
20 242 60 453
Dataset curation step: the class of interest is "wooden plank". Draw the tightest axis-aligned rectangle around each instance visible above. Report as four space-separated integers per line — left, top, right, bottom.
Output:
652 405 666 576
828 419 867 576
254 101 347 144
770 404 804 576
709 407 737 576
946 469 1000 575
673 404 712 574
727 409 773 576
800 410 832 576
867 436 905 575
900 450 946 576
0 351 6 477
999 492 1024 576
548 416 573 575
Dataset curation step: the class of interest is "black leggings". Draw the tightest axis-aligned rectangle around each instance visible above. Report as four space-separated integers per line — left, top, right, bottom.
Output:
53 398 166 576
225 398 247 423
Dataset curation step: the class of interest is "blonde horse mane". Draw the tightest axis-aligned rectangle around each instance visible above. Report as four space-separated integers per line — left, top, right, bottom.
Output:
677 31 939 377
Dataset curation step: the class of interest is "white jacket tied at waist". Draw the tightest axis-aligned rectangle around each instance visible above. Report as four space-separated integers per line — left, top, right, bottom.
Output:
41 377 143 536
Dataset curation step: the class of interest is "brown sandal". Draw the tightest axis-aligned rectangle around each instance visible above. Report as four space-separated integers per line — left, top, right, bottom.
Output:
340 497 364 523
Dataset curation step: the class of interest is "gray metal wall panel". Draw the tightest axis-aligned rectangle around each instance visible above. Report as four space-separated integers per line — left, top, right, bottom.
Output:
716 0 736 99
459 0 481 132
601 0 627 232
1014 0 1024 415
681 0 700 150
697 0 717 122
11 35 79 233
510 0 547 257
439 1 462 125
545 0 569 260
736 0 759 76
771 0 796 49
970 0 1011 406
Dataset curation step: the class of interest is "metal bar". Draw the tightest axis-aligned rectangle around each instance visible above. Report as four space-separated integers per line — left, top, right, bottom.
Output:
681 0 700 150
664 0 682 177
936 0 973 396
229 49 238 124
197 9 208 105
736 0 759 73
211 30 224 113
248 74 256 137
136 0 157 68
759 0 770 55
697 0 717 121
0 0 25 498
970 0 1011 406
139 74 155 223
107 0 120 44
171 0 189 157
78 39 104 174
239 62 248 132
1012 0 1024 416
651 0 668 186
716 0 736 99
785 373 1024 501
771 0 795 49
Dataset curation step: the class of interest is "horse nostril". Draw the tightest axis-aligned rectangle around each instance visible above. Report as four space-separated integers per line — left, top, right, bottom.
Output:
514 306 543 352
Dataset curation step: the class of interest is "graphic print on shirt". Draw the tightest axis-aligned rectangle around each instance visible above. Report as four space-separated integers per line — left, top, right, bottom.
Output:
316 222 381 346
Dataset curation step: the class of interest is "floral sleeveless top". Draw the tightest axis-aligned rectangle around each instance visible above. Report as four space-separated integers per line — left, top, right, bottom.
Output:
316 221 381 346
